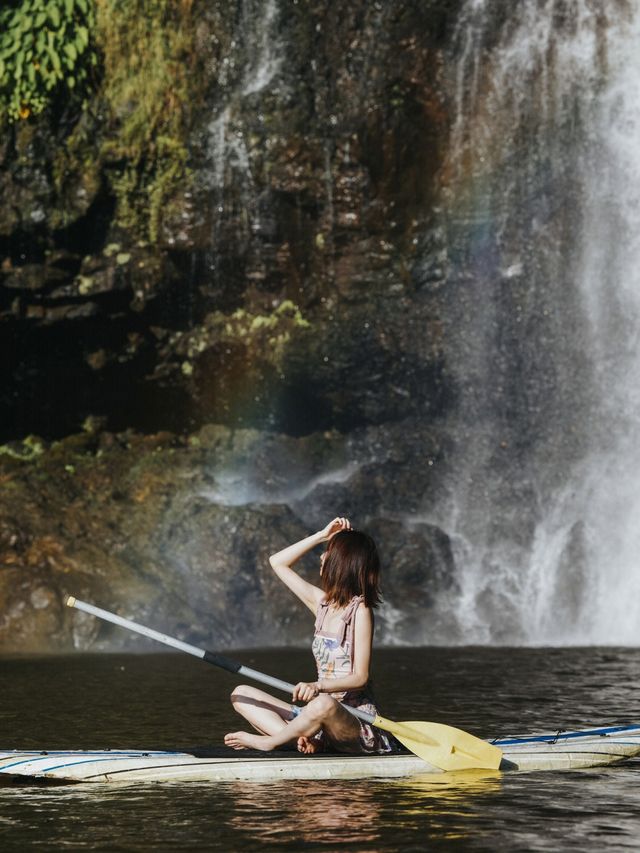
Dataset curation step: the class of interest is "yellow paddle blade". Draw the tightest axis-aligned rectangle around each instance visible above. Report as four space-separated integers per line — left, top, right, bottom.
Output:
373 716 503 772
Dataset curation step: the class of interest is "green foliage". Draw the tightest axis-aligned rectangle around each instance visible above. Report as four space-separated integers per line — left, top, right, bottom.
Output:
223 301 311 338
0 0 96 120
177 301 311 377
2 0 208 241
0 435 45 461
95 0 201 240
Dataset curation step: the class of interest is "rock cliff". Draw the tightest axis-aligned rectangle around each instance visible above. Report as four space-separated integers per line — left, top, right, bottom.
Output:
0 1 462 651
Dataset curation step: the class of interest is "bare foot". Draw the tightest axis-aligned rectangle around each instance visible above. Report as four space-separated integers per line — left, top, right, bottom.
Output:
224 731 274 751
297 736 320 754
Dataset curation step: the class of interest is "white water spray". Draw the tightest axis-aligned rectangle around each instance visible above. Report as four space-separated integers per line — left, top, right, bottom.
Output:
206 0 281 190
439 0 640 644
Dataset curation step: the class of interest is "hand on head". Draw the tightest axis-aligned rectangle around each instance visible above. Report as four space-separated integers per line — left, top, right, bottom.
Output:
321 517 352 541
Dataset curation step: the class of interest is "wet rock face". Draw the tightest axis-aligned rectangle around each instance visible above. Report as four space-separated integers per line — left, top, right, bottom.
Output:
0 0 457 441
0 2 469 651
0 424 454 652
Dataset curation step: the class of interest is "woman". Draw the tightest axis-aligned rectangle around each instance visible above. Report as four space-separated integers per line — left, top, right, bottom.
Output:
224 517 393 754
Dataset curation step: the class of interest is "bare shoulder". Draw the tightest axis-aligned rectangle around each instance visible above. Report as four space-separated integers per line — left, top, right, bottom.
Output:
354 602 374 628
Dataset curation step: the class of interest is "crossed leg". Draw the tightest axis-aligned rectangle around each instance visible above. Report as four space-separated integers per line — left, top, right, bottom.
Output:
227 684 294 735
224 684 362 753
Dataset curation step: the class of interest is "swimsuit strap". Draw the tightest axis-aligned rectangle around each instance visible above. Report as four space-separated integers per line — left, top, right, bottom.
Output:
339 594 364 648
314 595 365 648
314 599 330 634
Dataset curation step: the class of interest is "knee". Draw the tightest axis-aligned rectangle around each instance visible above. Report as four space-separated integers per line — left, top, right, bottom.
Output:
230 684 258 705
305 693 337 722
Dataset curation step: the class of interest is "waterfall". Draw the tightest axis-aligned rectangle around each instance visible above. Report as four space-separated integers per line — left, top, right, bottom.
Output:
200 0 284 318
430 0 640 644
206 0 281 198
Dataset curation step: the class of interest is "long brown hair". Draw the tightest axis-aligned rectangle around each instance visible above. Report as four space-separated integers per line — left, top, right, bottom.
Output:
321 530 382 609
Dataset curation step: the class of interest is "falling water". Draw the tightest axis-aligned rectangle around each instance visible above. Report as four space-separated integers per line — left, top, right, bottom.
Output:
206 0 281 192
431 0 640 644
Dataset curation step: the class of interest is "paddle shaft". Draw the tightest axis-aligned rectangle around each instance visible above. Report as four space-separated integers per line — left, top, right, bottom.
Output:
65 597 377 727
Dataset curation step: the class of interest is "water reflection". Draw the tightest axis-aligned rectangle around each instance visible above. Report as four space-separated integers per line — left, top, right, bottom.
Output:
223 770 502 846
389 767 502 801
225 780 382 845
382 771 503 842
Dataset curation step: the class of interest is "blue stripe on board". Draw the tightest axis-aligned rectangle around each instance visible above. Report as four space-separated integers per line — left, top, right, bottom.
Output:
0 750 183 757
0 751 185 771
494 724 640 746
35 757 138 773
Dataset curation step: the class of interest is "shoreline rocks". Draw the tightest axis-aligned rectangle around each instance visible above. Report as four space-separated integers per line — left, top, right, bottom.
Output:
0 421 454 653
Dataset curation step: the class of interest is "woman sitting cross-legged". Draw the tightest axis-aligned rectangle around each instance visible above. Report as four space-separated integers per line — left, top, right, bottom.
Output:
224 517 394 755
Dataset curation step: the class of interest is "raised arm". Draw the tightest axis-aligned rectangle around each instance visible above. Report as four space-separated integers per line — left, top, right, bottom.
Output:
269 517 351 613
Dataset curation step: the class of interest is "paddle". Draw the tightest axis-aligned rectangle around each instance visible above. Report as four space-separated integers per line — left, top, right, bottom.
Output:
65 596 502 772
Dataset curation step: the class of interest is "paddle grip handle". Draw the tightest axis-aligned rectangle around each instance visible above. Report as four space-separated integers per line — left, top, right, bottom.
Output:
202 650 242 674
203 652 295 695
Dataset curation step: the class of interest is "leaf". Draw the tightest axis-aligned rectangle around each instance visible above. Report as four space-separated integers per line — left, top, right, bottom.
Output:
3 41 20 58
48 45 61 74
48 5 61 28
7 11 22 30
64 0 73 16
63 42 77 61
67 74 75 88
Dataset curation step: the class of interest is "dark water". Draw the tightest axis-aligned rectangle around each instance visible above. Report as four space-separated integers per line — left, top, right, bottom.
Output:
1 648 639 851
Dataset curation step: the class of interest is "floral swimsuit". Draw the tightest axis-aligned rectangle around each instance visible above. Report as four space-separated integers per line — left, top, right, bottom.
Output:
312 594 393 754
